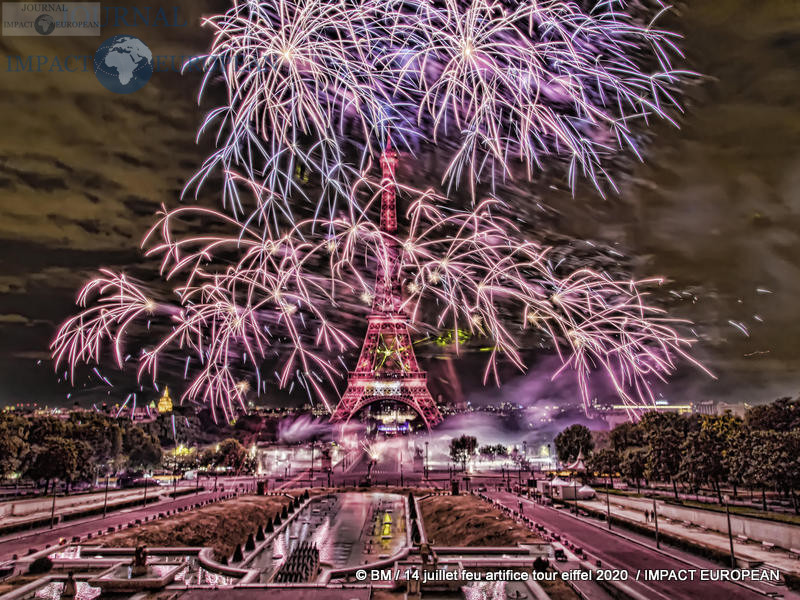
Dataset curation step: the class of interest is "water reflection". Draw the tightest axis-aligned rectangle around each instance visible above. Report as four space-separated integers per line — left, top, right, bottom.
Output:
248 492 406 582
32 581 101 600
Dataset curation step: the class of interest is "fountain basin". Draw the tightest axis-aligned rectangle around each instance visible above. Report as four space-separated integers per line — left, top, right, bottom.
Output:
88 563 182 593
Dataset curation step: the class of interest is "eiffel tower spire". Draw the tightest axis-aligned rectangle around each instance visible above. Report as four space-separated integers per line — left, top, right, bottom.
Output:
329 149 442 430
373 146 401 313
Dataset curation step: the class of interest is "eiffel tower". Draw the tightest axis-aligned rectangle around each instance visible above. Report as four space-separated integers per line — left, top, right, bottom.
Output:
329 148 443 430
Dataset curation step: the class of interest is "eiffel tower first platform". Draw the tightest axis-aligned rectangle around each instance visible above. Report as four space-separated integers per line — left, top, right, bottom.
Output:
329 148 443 431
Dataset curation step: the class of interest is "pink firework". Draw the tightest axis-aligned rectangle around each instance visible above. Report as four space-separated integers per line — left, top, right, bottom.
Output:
193 0 688 217
51 0 707 422
52 173 709 421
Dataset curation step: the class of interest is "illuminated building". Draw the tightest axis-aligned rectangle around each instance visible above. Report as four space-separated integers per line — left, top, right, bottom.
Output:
592 399 693 428
157 386 173 413
330 149 442 431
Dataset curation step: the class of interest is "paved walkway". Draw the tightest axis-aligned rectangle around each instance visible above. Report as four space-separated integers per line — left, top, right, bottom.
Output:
489 491 793 600
0 488 157 529
0 489 233 561
580 496 800 573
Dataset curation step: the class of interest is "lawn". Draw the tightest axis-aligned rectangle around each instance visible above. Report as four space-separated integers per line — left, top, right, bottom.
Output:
679 499 800 526
417 495 581 599
418 494 542 547
97 493 296 561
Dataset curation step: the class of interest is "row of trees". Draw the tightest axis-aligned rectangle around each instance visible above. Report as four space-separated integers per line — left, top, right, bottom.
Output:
450 435 478 469
479 444 510 458
199 439 257 473
0 412 263 491
0 412 163 491
450 438 521 469
555 397 800 512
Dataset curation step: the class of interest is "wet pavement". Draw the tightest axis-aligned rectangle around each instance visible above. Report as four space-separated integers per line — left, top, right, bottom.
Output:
248 492 406 582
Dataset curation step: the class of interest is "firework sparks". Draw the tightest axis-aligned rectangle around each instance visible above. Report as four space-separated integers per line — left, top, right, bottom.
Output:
51 171 708 419
193 0 687 218
51 1 705 423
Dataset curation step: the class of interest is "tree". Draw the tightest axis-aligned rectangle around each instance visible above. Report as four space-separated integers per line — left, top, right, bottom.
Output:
679 429 713 499
146 412 203 448
745 397 800 432
479 445 496 459
123 427 162 471
744 431 780 512
166 446 198 472
554 424 593 464
770 432 800 514
449 435 478 470
25 436 81 493
0 414 29 480
620 447 647 493
199 448 216 468
745 431 779 511
679 415 740 503
479 444 508 459
723 429 751 499
26 416 68 447
609 421 644 452
214 438 247 472
70 413 123 478
587 448 620 487
640 411 687 498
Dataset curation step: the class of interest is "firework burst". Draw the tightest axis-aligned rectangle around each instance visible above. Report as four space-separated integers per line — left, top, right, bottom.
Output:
194 0 687 219
52 172 708 421
51 0 706 422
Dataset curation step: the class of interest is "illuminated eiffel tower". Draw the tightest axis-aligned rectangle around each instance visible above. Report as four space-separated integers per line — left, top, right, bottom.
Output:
329 148 442 430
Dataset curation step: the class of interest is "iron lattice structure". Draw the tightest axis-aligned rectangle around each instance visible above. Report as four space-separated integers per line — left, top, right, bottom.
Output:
330 150 443 430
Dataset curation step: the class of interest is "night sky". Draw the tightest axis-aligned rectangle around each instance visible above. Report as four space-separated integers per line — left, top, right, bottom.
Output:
1 0 799 412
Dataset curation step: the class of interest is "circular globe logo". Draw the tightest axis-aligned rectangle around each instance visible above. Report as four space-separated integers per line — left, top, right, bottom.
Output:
34 14 56 35
94 35 153 94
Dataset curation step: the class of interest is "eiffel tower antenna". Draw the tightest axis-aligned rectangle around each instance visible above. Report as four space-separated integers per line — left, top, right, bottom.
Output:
329 149 442 431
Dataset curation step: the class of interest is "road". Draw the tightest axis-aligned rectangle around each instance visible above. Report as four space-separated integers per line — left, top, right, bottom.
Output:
0 486 248 562
488 491 784 600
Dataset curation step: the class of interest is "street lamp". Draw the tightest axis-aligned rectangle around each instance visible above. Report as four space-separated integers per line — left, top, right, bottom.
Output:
195 447 201 495
572 478 578 514
605 474 612 530
102 473 110 518
652 495 660 549
50 479 59 529
723 494 736 567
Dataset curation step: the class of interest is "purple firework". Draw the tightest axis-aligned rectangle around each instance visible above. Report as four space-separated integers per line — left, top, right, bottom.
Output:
51 0 709 421
193 0 687 218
